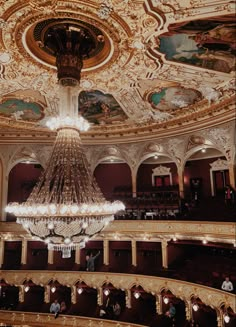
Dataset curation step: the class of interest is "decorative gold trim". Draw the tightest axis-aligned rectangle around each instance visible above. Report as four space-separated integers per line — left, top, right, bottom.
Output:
0 310 146 327
0 270 234 311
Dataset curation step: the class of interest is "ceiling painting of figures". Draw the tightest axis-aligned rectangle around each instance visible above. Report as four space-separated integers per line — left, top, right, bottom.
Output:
147 87 201 111
0 99 44 121
78 90 128 125
158 15 236 73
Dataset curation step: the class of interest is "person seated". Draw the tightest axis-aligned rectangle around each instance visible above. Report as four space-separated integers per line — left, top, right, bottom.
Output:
60 301 67 313
165 302 176 320
113 301 121 320
50 299 60 318
221 276 234 292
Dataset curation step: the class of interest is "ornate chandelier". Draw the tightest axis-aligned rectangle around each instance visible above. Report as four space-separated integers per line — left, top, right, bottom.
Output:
5 23 125 256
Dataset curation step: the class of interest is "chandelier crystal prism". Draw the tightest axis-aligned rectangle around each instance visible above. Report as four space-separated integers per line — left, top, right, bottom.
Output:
5 23 125 255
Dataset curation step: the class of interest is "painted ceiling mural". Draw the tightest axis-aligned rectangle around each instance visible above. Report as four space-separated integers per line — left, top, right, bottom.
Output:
158 15 236 73
78 90 128 125
147 87 201 111
0 99 44 121
0 0 234 134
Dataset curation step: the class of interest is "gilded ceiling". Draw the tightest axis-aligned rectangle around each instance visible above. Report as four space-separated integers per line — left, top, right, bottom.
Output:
0 0 235 140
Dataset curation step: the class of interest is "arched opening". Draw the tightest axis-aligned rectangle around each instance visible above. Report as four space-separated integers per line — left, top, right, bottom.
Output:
7 162 43 221
94 158 132 200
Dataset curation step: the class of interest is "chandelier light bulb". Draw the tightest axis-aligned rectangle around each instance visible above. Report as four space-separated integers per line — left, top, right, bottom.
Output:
104 289 110 296
24 285 30 293
224 314 230 323
64 238 72 245
192 304 199 312
48 222 54 230
77 287 83 295
134 291 141 299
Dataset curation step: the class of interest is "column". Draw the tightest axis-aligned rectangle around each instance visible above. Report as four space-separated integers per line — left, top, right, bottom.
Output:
217 310 223 327
0 238 4 268
48 249 54 265
103 239 109 266
161 239 168 269
228 162 235 189
131 170 137 198
0 165 8 221
177 167 185 199
71 285 77 304
75 247 80 265
156 294 162 314
97 287 103 306
185 300 192 322
131 239 137 267
19 285 25 303
125 289 131 308
21 239 28 265
44 285 50 303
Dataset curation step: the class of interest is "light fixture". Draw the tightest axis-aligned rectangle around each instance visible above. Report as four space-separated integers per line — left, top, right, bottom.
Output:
133 291 141 299
104 289 110 296
5 24 125 257
192 304 199 312
51 286 56 293
77 287 83 295
163 297 169 304
201 147 206 153
224 314 230 323
202 239 208 244
24 285 30 293
154 154 158 159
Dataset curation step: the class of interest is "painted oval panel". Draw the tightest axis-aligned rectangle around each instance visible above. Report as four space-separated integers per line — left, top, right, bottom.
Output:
149 87 201 111
0 99 44 121
158 15 236 73
78 90 127 125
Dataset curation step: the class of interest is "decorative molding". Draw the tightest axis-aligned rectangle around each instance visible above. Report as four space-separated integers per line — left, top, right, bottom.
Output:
0 221 235 245
0 310 145 327
209 158 229 196
0 271 234 312
152 165 172 186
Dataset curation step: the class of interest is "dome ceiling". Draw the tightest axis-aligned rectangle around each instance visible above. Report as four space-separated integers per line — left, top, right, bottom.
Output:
0 0 235 140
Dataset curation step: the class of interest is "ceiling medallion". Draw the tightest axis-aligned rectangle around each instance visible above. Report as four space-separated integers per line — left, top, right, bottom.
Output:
25 18 111 72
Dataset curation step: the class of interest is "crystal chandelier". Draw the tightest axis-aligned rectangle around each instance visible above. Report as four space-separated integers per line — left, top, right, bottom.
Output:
5 23 125 256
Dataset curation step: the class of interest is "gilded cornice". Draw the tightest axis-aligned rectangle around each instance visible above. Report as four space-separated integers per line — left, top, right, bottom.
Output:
0 310 146 327
0 221 235 245
0 96 235 145
0 270 234 312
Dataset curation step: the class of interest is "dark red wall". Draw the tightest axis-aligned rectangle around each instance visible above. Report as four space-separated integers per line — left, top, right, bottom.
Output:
184 157 225 197
94 163 132 196
137 242 162 274
137 163 178 191
26 241 48 270
3 241 21 269
8 163 43 203
109 241 132 273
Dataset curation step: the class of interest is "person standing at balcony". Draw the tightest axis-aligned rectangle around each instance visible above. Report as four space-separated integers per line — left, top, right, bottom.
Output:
86 251 100 271
221 276 234 292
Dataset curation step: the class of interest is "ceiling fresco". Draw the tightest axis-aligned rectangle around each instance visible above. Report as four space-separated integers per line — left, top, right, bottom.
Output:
78 90 128 125
0 0 234 135
147 87 201 111
158 15 236 73
0 99 44 121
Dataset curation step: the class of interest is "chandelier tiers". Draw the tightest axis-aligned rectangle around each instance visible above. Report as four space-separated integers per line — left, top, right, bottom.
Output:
6 121 125 252
5 21 125 255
